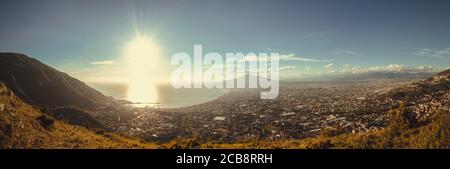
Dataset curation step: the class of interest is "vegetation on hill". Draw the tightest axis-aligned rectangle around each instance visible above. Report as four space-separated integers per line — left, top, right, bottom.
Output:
0 83 158 148
174 103 448 149
167 69 450 149
0 53 110 109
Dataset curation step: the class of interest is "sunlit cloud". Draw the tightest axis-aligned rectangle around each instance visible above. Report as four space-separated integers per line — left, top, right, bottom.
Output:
240 53 332 62
90 60 115 65
70 64 128 83
338 64 435 74
306 66 311 71
278 65 297 71
324 63 334 68
336 49 357 56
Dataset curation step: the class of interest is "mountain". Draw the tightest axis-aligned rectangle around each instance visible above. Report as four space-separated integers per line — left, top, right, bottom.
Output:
334 71 433 81
0 53 111 109
435 68 450 76
0 82 157 148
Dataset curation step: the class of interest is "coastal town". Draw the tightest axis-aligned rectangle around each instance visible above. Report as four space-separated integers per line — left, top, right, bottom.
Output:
93 79 442 143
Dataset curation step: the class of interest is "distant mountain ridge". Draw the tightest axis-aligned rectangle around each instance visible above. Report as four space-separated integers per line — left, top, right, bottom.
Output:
334 71 433 81
0 53 111 109
435 68 450 76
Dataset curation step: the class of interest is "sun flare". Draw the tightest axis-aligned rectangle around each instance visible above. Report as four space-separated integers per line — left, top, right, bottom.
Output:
125 36 161 104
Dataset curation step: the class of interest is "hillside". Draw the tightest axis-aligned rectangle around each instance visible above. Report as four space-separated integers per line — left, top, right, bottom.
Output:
0 82 158 148
384 69 450 123
173 69 450 149
0 53 111 109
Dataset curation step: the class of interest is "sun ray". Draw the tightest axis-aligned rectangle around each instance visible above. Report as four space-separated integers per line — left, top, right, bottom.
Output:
125 35 161 105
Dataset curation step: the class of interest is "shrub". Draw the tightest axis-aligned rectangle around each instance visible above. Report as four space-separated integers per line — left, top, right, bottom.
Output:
36 115 55 130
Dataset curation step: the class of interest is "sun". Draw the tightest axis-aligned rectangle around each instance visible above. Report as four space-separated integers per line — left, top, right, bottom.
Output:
125 36 161 104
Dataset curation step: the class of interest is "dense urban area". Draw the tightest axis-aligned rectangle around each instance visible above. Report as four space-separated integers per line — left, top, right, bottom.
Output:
90 78 448 144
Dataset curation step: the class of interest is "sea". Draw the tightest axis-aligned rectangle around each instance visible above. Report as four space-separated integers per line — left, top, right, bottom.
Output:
88 82 227 108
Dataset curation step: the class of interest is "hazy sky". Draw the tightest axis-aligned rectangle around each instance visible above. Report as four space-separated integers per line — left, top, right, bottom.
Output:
1 0 450 82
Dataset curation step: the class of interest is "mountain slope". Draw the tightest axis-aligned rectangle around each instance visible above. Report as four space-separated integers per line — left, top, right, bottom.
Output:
0 82 157 148
0 53 110 109
384 69 450 122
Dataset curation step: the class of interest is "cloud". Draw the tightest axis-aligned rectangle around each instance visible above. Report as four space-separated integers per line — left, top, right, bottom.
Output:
342 50 357 55
324 63 334 68
416 65 434 71
90 60 115 65
384 64 402 72
70 64 128 83
280 54 332 62
416 48 450 58
342 64 352 68
365 64 433 72
246 65 297 73
341 64 363 74
339 64 435 74
336 49 357 56
306 66 311 71
279 65 297 71
240 53 332 63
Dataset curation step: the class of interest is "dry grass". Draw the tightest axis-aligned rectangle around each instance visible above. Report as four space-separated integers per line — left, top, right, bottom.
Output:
0 94 159 149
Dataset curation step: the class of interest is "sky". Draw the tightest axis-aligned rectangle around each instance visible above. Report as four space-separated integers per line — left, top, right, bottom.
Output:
1 0 450 82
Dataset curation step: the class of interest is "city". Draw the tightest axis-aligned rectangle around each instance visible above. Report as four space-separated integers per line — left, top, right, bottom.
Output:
95 79 424 143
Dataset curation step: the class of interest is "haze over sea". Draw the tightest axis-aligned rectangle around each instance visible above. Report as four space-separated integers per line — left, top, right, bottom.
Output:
89 82 227 108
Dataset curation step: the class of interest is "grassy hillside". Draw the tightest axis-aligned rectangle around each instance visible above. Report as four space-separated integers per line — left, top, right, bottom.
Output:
0 83 159 149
